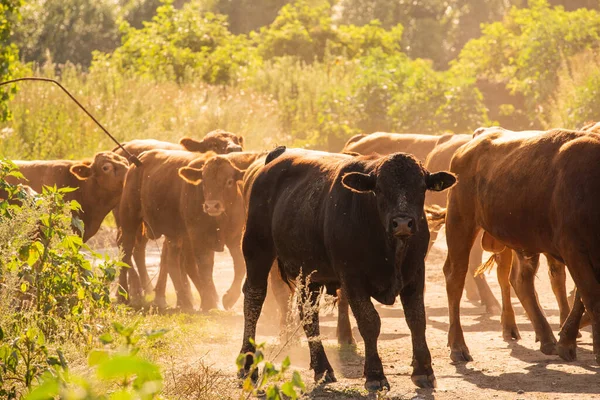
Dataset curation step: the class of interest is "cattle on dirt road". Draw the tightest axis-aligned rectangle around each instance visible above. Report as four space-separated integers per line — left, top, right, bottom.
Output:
112 130 244 299
424 133 503 312
10 152 129 242
443 128 600 365
118 150 223 309
195 150 357 344
238 147 456 391
176 151 263 309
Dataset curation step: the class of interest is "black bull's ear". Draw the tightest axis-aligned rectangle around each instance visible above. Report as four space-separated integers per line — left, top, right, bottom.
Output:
341 172 376 193
426 171 456 192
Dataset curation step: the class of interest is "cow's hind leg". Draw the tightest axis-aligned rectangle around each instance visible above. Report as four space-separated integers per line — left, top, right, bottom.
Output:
496 249 520 341
399 266 436 389
133 227 152 296
116 224 142 305
345 281 386 391
558 290 585 361
299 280 335 384
546 254 570 326
444 201 479 362
336 288 355 345
510 252 557 355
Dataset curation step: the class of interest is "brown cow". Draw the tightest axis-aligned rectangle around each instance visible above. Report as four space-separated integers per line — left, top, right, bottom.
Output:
112 130 244 298
426 132 574 347
9 152 129 243
342 132 440 161
176 151 263 309
443 128 600 365
118 149 244 311
424 133 502 312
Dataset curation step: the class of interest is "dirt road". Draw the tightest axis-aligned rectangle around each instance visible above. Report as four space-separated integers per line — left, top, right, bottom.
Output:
92 228 599 399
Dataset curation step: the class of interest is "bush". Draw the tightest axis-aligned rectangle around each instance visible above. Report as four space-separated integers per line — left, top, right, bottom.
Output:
0 160 122 396
13 0 120 68
454 0 600 127
106 0 259 84
0 0 22 122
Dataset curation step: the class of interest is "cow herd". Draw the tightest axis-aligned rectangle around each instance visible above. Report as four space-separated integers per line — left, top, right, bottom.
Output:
4 124 600 392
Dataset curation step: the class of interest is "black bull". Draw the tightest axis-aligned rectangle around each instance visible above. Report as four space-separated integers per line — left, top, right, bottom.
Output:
238 147 455 391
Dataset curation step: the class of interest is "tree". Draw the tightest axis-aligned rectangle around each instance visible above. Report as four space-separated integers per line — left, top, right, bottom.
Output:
13 0 120 67
0 0 21 122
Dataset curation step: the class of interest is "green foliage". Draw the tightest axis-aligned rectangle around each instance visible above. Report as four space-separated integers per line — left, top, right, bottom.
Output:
214 0 292 34
13 0 120 67
254 0 336 63
0 326 66 399
336 0 525 68
27 321 166 400
107 0 259 83
0 160 124 396
0 0 21 122
0 181 118 336
454 0 600 126
563 69 600 126
236 340 305 400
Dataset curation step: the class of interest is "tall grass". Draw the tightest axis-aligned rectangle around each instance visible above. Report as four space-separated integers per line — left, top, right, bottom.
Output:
548 49 600 129
0 62 286 160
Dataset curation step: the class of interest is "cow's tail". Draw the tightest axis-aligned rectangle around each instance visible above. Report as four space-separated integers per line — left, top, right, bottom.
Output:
265 146 286 165
425 204 446 231
475 254 496 276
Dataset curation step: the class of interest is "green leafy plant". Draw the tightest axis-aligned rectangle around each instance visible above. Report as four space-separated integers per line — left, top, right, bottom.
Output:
0 160 124 396
27 320 167 400
236 339 305 400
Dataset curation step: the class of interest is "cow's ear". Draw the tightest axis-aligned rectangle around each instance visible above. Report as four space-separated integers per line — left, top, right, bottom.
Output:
342 172 376 193
237 136 244 146
180 137 207 152
178 166 203 185
234 166 245 181
70 164 93 180
426 171 456 192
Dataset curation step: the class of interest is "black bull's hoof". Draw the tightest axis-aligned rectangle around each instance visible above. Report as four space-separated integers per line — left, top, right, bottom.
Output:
412 373 437 388
365 377 390 392
315 369 337 384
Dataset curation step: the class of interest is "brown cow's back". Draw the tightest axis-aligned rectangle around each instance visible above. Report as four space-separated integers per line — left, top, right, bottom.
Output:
114 139 183 159
451 128 588 258
12 160 80 193
343 132 441 161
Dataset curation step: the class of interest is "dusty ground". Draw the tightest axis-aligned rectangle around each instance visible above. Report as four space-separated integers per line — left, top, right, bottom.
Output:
90 227 599 399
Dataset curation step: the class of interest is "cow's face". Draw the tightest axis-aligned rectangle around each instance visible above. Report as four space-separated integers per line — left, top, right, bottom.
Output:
69 152 129 193
179 130 244 154
342 153 455 240
178 155 244 217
